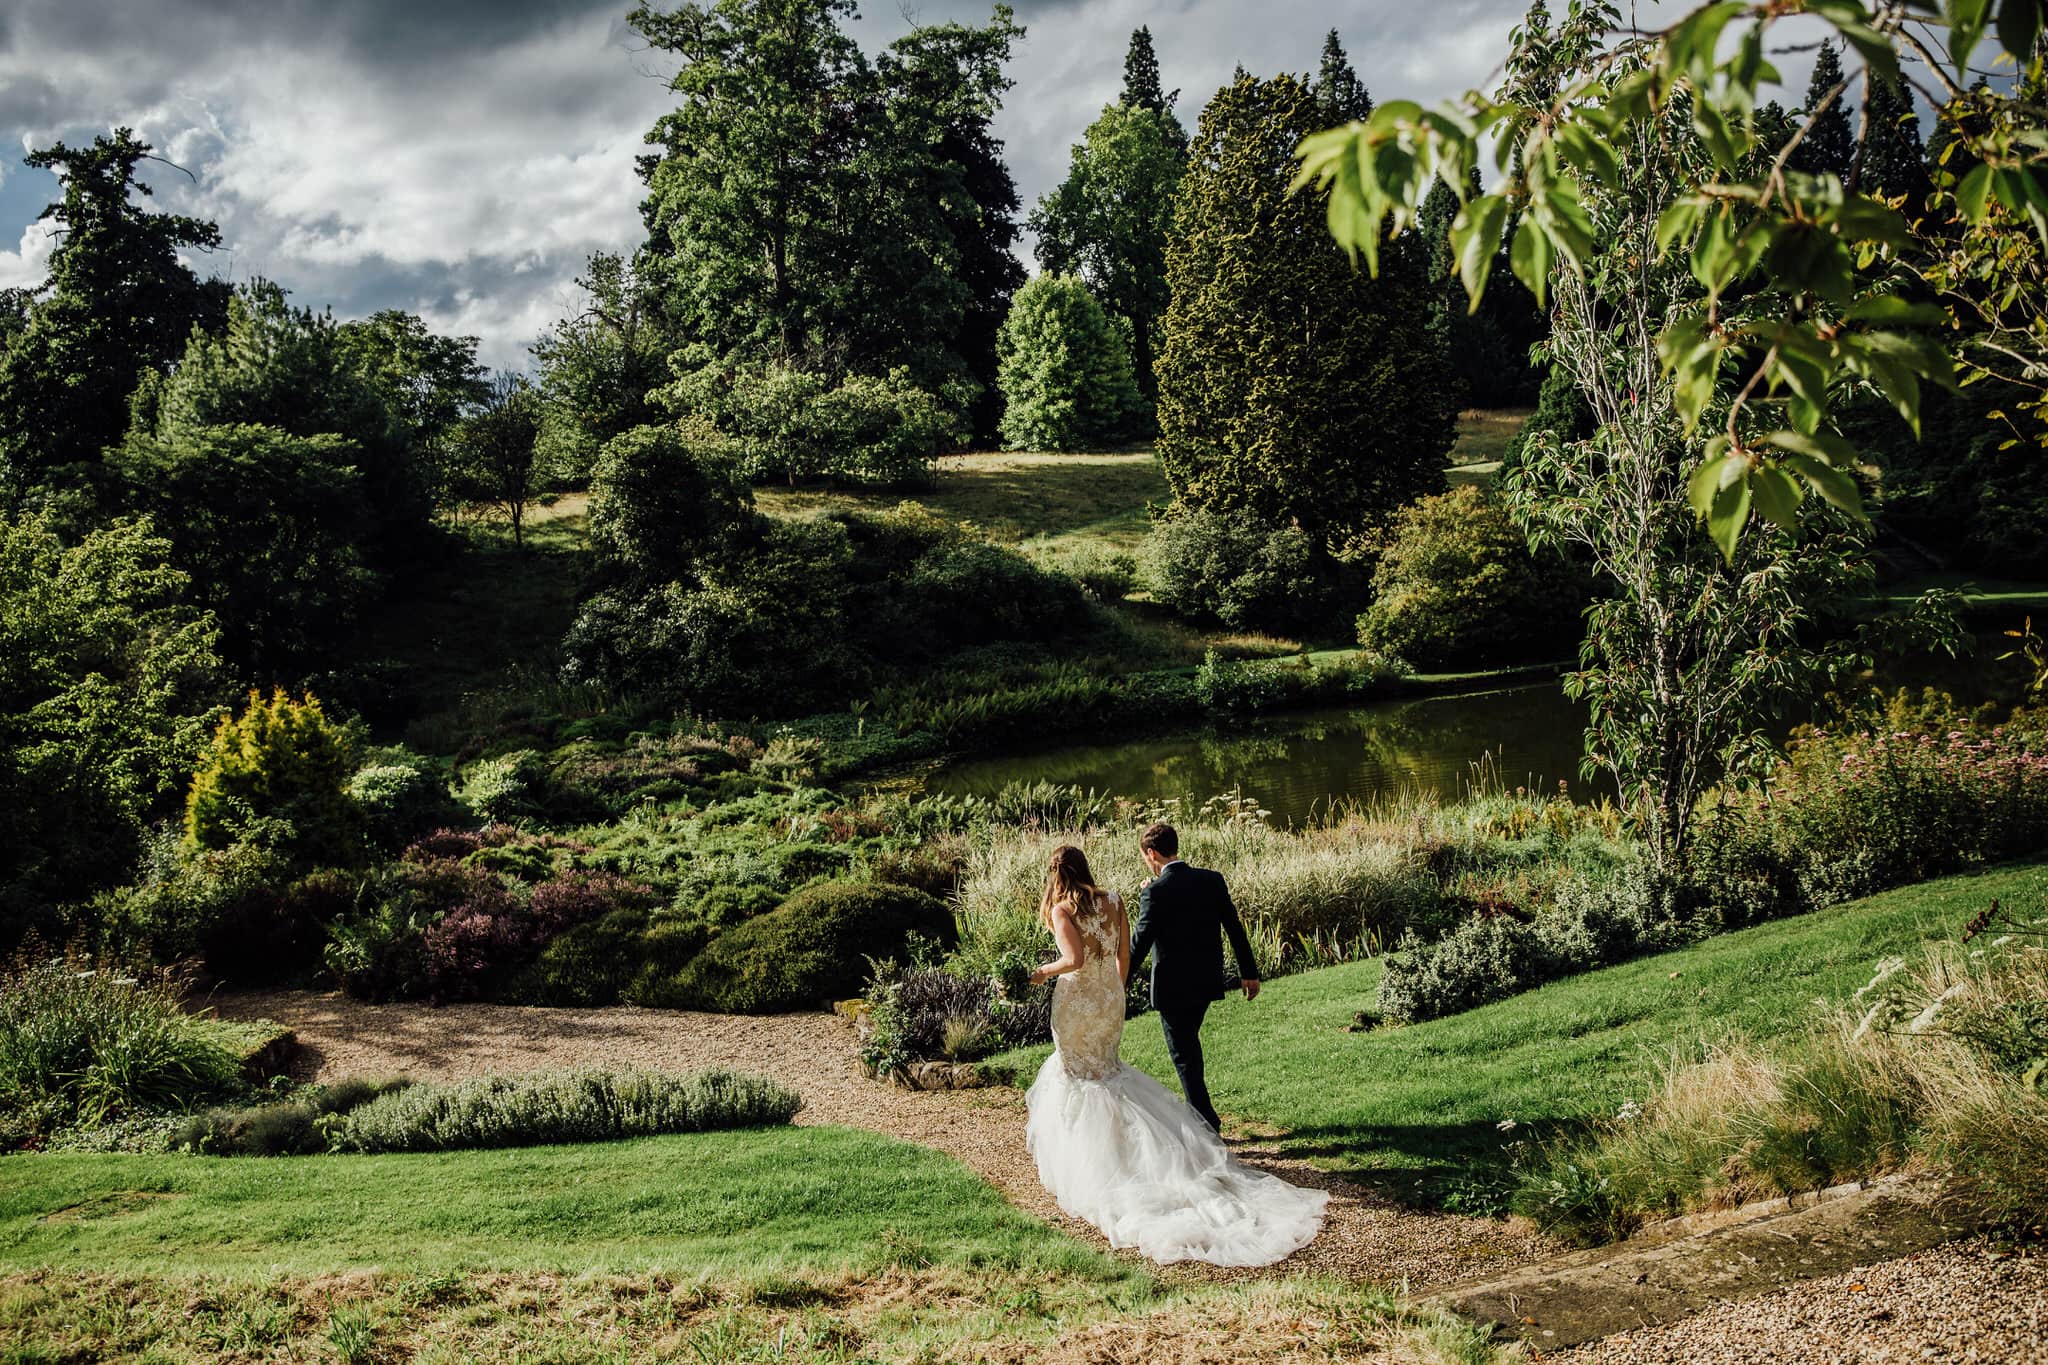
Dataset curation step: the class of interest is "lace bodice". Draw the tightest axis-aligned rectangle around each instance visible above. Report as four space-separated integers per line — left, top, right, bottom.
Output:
1051 894 1125 1081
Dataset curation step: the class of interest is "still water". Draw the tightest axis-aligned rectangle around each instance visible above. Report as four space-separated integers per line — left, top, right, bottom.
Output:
925 681 1596 826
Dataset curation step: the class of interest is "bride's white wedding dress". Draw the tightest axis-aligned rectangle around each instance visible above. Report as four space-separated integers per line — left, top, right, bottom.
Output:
1023 895 1328 1267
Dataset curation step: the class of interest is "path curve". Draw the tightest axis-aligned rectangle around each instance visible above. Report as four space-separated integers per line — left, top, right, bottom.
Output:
208 989 1553 1291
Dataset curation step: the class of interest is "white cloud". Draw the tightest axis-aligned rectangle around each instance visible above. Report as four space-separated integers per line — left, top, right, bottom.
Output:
0 0 1837 364
0 220 55 290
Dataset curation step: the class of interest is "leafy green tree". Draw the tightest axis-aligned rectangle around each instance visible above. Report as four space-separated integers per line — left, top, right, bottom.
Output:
1029 104 1184 406
0 129 225 507
335 310 488 513
1314 30 1372 122
451 374 551 547
0 514 225 936
1790 41 1855 183
1863 72 1932 207
632 0 1024 400
530 253 673 481
110 424 378 681
996 274 1139 451
864 11 1028 404
130 280 416 540
1157 72 1453 546
1121 26 1187 149
632 0 867 365
1420 169 1546 407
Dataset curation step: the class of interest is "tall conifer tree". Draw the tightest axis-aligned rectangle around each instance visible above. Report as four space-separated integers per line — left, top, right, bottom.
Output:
1120 27 1186 150
1790 42 1854 182
1862 72 1932 207
1156 73 1452 543
1314 30 1372 121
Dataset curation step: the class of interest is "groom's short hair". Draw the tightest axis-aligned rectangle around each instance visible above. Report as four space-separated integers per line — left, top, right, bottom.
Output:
1140 821 1178 858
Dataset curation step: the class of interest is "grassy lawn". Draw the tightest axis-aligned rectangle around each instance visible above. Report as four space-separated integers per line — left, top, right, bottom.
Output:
996 861 2048 1199
757 450 1167 551
0 1127 1500 1363
0 1126 1107 1279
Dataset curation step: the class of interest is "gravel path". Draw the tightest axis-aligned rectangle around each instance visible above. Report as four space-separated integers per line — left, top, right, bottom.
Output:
208 990 1551 1291
1546 1238 2048 1365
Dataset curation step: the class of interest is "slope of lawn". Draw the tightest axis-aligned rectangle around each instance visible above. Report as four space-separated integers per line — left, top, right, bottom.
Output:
0 1125 1115 1281
998 861 2048 1197
0 1119 1504 1364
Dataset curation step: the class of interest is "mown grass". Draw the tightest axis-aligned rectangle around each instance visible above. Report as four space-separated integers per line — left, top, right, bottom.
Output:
0 1124 1503 1363
993 862 2048 1200
0 1126 1098 1278
756 450 1167 550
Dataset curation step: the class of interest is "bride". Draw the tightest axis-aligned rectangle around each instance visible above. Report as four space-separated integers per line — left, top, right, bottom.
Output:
1022 845 1328 1266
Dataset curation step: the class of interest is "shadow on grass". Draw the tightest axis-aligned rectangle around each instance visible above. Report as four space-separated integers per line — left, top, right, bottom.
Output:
1273 1118 1592 1211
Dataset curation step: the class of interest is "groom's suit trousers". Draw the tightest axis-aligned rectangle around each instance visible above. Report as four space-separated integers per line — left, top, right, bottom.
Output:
1158 1002 1221 1131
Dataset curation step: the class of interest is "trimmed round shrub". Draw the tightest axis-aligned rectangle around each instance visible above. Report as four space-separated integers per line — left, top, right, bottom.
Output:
997 274 1140 452
1356 485 1589 669
511 907 653 1007
663 881 956 1014
348 749 459 851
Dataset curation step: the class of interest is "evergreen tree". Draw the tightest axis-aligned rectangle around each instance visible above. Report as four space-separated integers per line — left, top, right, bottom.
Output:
0 129 225 506
1790 41 1855 182
996 274 1139 451
1862 72 1933 207
1418 171 1546 408
632 1 1024 404
1314 30 1372 121
1156 72 1454 544
1120 26 1186 148
1030 104 1183 409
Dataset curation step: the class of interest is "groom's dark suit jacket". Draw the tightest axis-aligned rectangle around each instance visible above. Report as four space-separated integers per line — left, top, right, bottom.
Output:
1130 861 1260 1014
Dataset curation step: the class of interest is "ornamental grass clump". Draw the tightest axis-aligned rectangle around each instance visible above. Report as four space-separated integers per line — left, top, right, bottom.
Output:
1517 907 2048 1244
329 1068 802 1154
0 951 243 1142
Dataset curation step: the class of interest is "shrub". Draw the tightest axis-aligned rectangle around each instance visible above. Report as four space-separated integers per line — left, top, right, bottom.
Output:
325 855 516 1002
861 959 1051 1075
1031 540 1138 603
329 1068 802 1153
660 881 956 1014
1377 863 1695 1024
87 830 290 963
0 951 244 1141
348 748 458 851
586 420 752 580
623 917 716 1007
1142 504 1328 631
173 1078 407 1156
512 907 653 1007
664 363 962 486
459 750 548 825
184 689 362 869
996 274 1140 452
1697 693 2048 916
201 868 360 988
1356 486 1588 669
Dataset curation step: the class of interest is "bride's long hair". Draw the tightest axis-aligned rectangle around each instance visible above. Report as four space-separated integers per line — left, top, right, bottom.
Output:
1040 844 1101 932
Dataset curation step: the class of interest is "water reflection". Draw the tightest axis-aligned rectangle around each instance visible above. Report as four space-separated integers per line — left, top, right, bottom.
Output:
925 681 1597 825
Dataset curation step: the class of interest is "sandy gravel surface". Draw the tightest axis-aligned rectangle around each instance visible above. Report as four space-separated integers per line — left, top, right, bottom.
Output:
208 990 1552 1291
1546 1237 2048 1365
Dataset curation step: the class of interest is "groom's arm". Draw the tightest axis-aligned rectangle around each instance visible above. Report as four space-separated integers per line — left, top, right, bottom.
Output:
1215 873 1260 996
1127 882 1159 983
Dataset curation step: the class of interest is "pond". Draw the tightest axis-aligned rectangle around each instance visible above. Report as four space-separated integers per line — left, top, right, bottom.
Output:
925 681 1598 826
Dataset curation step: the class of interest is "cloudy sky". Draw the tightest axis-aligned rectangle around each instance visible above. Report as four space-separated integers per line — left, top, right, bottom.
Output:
0 0 1726 368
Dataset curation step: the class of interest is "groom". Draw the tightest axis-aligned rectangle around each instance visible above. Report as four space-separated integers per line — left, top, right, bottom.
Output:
1127 820 1260 1133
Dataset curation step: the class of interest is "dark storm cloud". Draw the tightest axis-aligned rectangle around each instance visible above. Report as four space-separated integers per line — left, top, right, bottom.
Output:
1 0 1782 364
